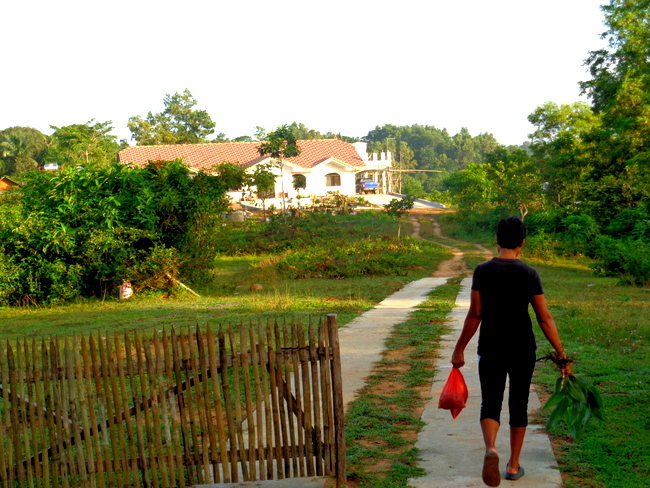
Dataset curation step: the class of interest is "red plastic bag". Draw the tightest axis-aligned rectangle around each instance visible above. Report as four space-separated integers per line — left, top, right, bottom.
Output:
438 367 468 419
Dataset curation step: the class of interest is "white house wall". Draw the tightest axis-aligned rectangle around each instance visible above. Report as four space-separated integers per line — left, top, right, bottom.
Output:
300 161 356 197
229 160 359 203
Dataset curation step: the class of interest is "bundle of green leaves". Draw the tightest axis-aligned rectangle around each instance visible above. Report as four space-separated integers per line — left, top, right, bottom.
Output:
543 373 605 440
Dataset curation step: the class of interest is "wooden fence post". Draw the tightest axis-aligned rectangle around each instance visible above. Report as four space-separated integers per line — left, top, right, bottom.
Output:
326 314 346 488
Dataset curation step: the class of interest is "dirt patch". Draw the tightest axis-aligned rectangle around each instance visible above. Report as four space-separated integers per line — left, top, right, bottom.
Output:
408 212 491 278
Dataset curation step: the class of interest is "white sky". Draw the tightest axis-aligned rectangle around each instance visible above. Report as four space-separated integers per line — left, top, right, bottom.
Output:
2 0 606 147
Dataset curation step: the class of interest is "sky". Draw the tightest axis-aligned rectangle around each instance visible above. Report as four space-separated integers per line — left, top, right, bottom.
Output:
2 0 607 147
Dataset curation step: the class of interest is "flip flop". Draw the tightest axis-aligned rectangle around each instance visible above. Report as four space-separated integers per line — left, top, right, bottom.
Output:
482 451 501 487
505 465 525 481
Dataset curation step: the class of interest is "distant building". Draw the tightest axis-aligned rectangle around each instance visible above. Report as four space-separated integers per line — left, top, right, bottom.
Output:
118 139 392 199
0 177 21 191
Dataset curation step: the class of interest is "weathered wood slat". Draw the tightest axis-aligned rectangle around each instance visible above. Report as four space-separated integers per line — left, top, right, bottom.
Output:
0 318 345 488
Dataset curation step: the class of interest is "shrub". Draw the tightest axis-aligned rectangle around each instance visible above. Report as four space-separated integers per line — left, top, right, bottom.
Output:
524 229 559 260
559 214 600 255
0 160 238 305
276 237 431 279
590 236 650 287
605 204 650 239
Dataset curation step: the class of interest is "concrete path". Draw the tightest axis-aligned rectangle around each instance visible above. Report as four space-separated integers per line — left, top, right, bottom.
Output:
409 278 562 488
338 277 449 409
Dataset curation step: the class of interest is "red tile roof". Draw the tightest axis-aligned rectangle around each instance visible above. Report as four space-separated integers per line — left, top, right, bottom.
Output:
118 139 367 171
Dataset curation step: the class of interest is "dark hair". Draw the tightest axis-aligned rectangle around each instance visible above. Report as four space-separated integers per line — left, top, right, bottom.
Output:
497 217 526 249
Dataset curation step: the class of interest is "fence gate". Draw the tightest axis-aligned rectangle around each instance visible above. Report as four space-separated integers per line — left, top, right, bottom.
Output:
0 314 346 488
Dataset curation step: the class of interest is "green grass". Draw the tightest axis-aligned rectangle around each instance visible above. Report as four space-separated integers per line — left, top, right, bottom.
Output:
414 214 492 270
529 257 650 488
434 212 495 245
0 213 452 341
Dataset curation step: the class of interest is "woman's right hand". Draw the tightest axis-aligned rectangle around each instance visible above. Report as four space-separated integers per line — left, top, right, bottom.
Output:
451 350 465 368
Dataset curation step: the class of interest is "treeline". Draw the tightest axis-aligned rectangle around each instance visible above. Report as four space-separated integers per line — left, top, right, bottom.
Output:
443 0 650 286
1 87 508 180
363 124 506 200
0 121 123 176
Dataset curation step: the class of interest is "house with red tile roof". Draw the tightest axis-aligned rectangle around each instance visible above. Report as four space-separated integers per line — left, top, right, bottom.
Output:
118 139 392 199
0 176 21 191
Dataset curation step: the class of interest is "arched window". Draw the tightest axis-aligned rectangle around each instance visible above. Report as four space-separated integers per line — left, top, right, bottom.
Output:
325 173 341 187
293 174 307 190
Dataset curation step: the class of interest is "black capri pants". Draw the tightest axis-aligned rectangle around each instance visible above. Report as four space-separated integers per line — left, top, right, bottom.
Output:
478 352 536 427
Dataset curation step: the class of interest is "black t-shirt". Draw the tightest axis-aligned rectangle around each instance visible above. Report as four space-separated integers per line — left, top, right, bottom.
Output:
471 258 544 357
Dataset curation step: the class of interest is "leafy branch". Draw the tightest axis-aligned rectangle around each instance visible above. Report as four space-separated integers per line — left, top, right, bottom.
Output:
538 351 605 440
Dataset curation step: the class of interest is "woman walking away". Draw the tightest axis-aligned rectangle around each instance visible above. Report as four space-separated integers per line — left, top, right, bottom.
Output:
451 217 571 487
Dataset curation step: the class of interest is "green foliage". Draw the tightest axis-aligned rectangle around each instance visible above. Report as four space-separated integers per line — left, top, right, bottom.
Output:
364 124 500 174
383 196 415 218
213 212 397 255
443 145 543 219
257 124 301 160
0 126 49 175
276 237 435 279
560 214 600 254
590 235 650 286
543 374 605 440
127 89 216 145
443 163 495 212
310 191 360 215
0 159 233 305
401 176 427 199
48 119 120 167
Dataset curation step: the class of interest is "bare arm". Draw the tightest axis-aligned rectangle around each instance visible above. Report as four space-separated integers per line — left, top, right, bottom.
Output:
531 294 572 376
451 290 482 368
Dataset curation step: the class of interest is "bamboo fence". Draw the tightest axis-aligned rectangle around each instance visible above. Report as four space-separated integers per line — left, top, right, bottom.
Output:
0 314 346 488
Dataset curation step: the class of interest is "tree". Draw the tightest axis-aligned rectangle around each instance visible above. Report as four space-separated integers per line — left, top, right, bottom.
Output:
364 124 500 174
257 125 301 211
577 0 650 215
384 195 415 239
248 163 277 218
485 149 543 220
127 89 216 145
0 126 49 175
527 102 601 208
444 164 495 212
48 120 120 167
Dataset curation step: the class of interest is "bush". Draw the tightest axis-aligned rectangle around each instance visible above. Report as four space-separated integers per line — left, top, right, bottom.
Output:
590 236 650 286
213 212 401 256
524 229 559 260
0 160 237 305
276 237 433 279
559 214 600 255
605 204 650 239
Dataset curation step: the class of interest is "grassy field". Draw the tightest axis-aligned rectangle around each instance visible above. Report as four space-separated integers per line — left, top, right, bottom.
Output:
0 212 452 341
2 210 648 487
530 258 650 488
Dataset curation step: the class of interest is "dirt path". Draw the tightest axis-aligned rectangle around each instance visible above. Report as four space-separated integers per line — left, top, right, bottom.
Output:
408 212 493 278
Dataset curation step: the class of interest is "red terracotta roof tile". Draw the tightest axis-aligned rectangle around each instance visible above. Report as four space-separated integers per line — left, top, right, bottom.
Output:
118 139 366 171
